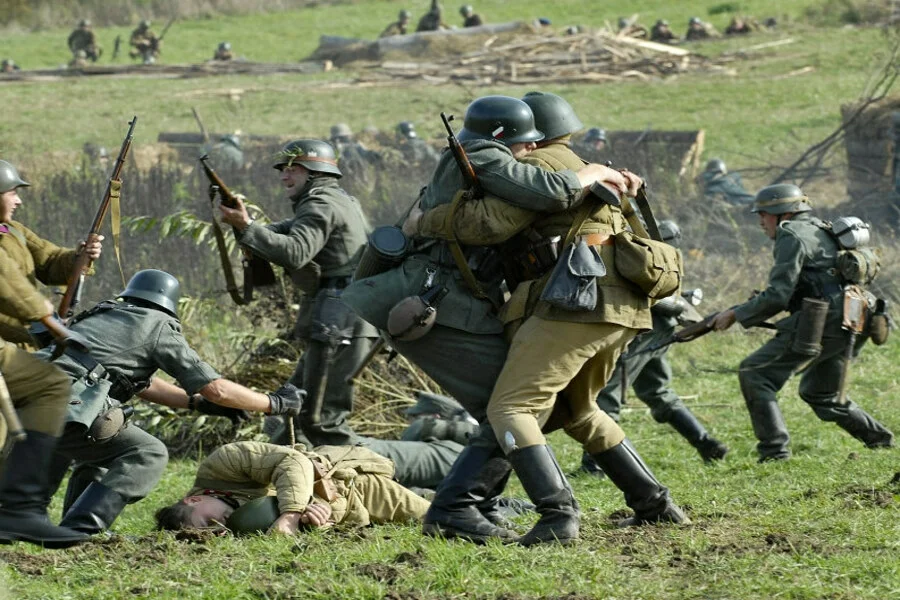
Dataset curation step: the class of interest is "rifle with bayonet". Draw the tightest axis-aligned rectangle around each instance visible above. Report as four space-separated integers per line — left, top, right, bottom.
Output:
57 116 136 319
199 155 277 304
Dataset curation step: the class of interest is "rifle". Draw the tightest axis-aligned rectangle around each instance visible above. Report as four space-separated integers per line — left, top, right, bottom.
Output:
153 18 176 51
112 35 122 60
640 306 776 355
440 112 482 200
837 286 867 405
199 155 276 304
57 116 136 319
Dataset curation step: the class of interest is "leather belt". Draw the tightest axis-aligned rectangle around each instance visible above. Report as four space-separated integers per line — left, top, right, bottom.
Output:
583 233 614 247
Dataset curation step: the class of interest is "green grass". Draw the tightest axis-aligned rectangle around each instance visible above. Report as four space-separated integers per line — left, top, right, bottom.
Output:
2 332 899 599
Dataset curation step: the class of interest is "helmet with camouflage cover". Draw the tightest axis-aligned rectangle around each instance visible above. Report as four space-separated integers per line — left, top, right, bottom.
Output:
751 184 811 215
584 127 607 143
457 95 544 146
521 91 584 140
119 269 181 316
460 5 473 16
0 160 30 193
399 9 412 20
705 158 726 175
272 139 342 177
397 121 417 139
657 219 682 247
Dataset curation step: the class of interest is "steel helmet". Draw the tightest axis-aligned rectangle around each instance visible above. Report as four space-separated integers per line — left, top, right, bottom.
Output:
584 127 607 143
79 19 91 27
397 121 417 139
0 160 30 193
460 5 473 16
521 91 584 140
119 269 181 316
329 123 352 140
399 9 412 20
705 158 726 175
657 220 682 247
751 184 812 215
457 96 544 146
272 139 342 177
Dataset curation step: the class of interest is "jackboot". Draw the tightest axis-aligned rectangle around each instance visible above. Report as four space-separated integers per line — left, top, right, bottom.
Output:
834 407 895 449
579 451 607 478
60 482 128 535
508 444 579 546
423 445 519 543
0 431 89 548
666 407 729 462
591 438 689 527
747 400 791 462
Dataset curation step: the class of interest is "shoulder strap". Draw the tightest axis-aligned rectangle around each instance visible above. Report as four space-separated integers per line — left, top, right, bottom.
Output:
445 189 500 311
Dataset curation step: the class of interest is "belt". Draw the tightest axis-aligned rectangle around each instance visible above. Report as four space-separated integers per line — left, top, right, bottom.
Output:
63 347 109 385
583 233 614 247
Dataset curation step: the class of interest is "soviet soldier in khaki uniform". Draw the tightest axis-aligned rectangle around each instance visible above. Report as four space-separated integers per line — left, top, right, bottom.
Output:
155 441 429 533
380 10 412 37
218 140 462 489
343 95 629 543
67 20 101 62
34 269 303 537
407 93 687 545
0 160 102 548
416 0 448 32
712 185 894 461
129 20 160 64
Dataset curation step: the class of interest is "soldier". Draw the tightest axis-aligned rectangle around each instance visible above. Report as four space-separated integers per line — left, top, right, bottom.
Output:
69 50 89 69
416 0 448 32
217 140 461 489
650 19 678 43
205 133 244 171
342 95 637 544
685 17 720 41
582 127 608 152
617 16 648 38
725 17 758 35
396 121 440 168
33 269 304 537
213 42 233 61
380 9 412 37
155 441 429 533
67 19 101 62
460 5 483 28
582 219 728 475
329 124 382 201
711 184 894 461
0 160 101 548
129 20 160 64
700 158 754 206
1 59 20 73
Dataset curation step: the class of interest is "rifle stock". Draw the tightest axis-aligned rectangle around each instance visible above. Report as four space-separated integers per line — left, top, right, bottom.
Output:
58 116 137 318
440 112 482 199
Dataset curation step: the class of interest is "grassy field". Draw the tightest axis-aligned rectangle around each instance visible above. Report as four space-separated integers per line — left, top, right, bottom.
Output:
1 331 898 600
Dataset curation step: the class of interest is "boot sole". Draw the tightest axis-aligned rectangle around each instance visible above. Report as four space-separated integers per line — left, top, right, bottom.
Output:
422 522 519 545
0 533 87 549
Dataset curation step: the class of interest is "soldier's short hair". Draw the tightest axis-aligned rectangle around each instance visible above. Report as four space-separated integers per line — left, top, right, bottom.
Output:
154 500 193 531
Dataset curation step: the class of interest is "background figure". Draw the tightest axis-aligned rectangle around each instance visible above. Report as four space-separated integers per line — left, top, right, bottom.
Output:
617 16 648 38
417 0 448 32
396 121 440 169
685 17 719 41
67 19 101 62
1 59 20 72
129 20 160 64
213 42 233 61
460 5 483 27
700 158 754 206
650 20 678 43
381 10 412 37
205 133 244 171
330 123 382 202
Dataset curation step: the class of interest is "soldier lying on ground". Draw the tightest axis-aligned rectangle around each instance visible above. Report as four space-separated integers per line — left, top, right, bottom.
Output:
155 441 429 534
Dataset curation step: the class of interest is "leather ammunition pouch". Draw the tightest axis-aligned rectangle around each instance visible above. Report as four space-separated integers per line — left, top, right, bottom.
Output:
791 298 829 356
539 236 609 312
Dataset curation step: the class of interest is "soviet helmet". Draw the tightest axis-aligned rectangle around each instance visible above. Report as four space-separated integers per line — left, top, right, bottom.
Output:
329 123 352 141
399 9 412 20
397 121 417 139
225 496 279 535
521 91 584 140
457 95 544 146
460 4 473 16
751 184 812 215
657 220 682 247
272 139 342 177
705 158 726 175
584 127 607 143
0 160 30 193
618 17 630 29
119 269 181 316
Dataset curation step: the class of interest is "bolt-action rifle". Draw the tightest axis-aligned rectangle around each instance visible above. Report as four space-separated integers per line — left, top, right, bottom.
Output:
641 306 776 355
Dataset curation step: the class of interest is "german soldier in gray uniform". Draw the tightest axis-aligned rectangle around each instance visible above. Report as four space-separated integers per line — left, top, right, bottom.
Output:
711 184 894 461
36 269 303 536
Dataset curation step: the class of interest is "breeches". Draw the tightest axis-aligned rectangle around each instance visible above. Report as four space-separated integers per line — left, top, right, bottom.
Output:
0 342 69 436
352 473 430 524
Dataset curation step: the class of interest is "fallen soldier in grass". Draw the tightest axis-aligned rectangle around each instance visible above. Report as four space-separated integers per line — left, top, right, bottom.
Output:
154 441 429 534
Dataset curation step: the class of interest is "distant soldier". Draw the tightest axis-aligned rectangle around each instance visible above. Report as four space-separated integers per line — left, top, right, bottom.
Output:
650 19 678 43
205 133 244 171
1 59 20 73
330 123 382 200
67 19 101 62
574 127 608 156
416 0 448 32
129 20 160 64
396 121 440 167
685 16 719 41
617 16 648 39
380 9 412 37
700 158 754 206
460 5 483 28
213 41 233 61
725 17 758 35
68 50 89 69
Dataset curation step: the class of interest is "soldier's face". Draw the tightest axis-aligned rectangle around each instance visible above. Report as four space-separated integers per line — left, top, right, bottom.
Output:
184 495 234 528
280 164 310 198
759 212 779 239
508 141 537 159
0 189 22 223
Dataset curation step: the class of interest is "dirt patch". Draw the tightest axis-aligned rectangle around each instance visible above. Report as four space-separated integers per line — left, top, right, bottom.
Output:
0 550 59 576
393 549 426 569
836 485 895 509
356 562 400 584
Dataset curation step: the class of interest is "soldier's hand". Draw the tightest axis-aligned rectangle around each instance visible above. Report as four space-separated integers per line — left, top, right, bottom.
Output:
267 383 306 417
269 511 302 535
299 503 332 528
577 163 629 193
711 309 737 331
618 169 644 197
192 395 252 424
79 234 104 260
218 193 252 231
402 206 424 237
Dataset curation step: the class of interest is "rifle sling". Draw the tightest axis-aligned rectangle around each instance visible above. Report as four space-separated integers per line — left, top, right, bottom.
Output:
208 191 248 305
629 186 662 241
109 179 126 287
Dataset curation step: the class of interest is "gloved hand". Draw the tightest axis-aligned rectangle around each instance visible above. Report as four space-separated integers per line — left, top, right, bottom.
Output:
267 383 306 417
192 395 252 425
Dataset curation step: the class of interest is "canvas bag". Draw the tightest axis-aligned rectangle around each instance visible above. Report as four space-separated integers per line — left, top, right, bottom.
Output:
613 230 683 299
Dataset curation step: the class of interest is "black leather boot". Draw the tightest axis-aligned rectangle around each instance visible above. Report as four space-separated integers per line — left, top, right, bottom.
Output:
666 407 729 462
0 431 89 548
579 451 607 478
60 482 128 535
423 444 519 543
508 444 579 546
591 438 689 527
834 407 895 449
